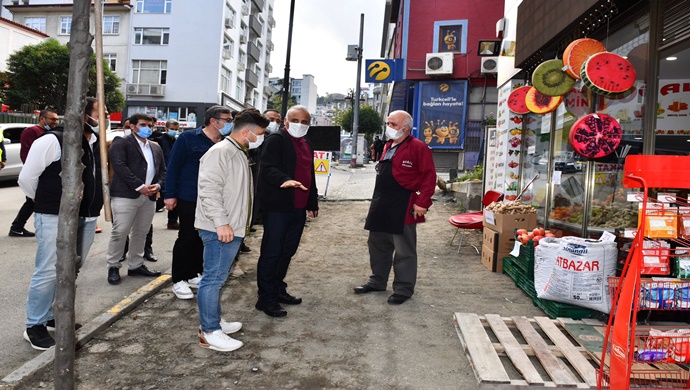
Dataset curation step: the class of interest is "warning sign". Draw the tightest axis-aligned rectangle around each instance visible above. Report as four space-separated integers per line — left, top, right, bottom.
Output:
313 151 331 175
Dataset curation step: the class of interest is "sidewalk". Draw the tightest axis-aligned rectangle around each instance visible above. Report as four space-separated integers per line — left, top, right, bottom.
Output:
6 168 544 389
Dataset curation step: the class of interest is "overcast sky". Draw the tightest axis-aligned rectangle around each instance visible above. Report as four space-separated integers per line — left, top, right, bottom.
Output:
269 0 386 96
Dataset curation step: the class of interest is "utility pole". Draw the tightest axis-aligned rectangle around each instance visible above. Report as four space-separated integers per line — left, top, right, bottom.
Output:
281 0 296 120
350 13 364 168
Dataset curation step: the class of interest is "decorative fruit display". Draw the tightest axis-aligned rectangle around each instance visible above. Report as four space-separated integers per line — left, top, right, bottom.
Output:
516 227 554 246
581 52 637 96
562 38 607 80
568 113 622 158
532 59 576 96
525 87 563 114
507 86 532 115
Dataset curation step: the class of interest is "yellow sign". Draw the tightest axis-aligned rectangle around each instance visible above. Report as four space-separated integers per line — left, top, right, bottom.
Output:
367 61 391 82
313 151 331 175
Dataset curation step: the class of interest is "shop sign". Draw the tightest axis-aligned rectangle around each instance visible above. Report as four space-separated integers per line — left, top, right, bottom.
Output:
155 120 196 128
414 81 467 149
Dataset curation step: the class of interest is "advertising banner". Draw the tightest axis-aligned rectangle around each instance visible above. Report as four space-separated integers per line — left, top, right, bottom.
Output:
414 81 467 149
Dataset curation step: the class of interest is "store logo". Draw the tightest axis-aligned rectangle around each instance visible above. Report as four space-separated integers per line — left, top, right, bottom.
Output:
439 84 449 92
367 61 391 81
612 344 626 360
564 243 588 255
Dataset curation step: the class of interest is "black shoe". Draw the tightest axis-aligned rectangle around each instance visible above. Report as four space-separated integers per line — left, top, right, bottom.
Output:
23 325 55 351
144 252 158 262
240 242 251 253
255 301 287 317
46 319 82 332
354 284 386 295
108 267 121 285
387 294 410 305
128 265 161 277
249 227 257 233
277 292 302 305
118 254 126 263
9 227 35 237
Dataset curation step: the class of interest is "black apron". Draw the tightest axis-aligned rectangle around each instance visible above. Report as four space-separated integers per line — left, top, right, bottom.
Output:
364 142 412 235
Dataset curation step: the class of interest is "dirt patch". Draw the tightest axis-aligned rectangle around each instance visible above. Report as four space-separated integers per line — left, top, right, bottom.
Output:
22 199 545 389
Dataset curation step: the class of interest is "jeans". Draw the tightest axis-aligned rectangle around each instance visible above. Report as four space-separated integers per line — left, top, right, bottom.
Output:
197 230 242 333
257 209 306 303
26 213 97 327
171 199 204 283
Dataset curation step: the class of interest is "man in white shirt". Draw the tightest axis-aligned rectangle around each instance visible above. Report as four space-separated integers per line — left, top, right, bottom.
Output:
105 113 166 284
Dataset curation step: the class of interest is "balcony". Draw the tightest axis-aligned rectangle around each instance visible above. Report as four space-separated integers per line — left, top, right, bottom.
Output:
248 15 262 36
265 63 272 73
251 0 264 13
125 83 165 96
267 40 274 51
268 14 276 28
245 69 258 88
241 4 249 16
248 42 261 62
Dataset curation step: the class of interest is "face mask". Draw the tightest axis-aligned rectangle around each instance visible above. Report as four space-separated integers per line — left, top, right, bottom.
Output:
87 124 99 134
266 122 279 133
123 129 132 136
247 133 264 149
167 130 178 137
386 125 405 141
44 125 52 131
136 126 152 139
287 122 309 138
220 122 234 136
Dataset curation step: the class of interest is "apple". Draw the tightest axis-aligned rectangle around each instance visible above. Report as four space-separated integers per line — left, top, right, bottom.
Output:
519 234 530 244
527 232 535 240
516 228 528 236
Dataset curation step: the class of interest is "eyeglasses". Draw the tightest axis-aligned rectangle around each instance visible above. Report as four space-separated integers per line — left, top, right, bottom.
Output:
215 117 233 123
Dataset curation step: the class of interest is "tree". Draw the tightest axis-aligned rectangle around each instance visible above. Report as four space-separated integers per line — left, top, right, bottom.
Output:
0 38 123 113
337 105 384 140
266 92 298 112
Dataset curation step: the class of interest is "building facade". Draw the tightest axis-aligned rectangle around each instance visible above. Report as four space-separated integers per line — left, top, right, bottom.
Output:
0 16 48 72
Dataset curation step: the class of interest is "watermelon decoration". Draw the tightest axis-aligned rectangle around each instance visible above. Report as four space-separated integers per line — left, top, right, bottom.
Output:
525 87 563 114
563 38 606 80
568 113 622 158
532 59 575 96
507 86 531 115
581 52 637 96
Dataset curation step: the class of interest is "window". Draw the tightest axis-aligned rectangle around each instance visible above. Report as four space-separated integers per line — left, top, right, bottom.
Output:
24 17 45 33
293 80 301 86
105 53 117 72
221 67 232 93
103 16 120 35
292 87 301 94
59 16 71 35
239 50 246 64
226 4 236 27
223 35 234 56
235 78 244 100
134 28 170 45
253 91 259 107
132 60 167 84
135 0 172 13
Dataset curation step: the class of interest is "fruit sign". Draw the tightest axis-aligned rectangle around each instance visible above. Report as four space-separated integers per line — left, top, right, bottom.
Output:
313 151 331 176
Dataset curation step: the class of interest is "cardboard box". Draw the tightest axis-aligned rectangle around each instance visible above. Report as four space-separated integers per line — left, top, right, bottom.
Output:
481 244 509 273
483 210 537 233
482 227 516 253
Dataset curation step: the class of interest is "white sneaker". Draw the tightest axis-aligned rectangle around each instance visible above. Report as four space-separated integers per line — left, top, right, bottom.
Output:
220 319 242 334
187 274 203 289
172 281 194 299
199 329 243 352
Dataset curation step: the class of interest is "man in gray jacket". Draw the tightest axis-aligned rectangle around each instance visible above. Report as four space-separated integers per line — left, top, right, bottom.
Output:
195 108 269 352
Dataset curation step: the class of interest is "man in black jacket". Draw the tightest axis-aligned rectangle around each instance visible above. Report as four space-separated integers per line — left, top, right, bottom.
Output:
255 105 318 317
17 97 104 350
106 113 165 285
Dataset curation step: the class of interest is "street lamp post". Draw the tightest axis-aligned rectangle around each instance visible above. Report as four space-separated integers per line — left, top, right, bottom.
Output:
281 0 296 119
347 13 364 168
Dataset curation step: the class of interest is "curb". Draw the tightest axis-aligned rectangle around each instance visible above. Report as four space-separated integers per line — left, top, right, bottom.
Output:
0 274 172 389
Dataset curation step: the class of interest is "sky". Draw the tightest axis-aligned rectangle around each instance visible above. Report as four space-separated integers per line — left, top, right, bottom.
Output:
269 0 387 96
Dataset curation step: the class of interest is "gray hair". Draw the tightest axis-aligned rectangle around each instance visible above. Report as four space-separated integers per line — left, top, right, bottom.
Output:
390 110 413 128
165 119 179 128
286 105 311 120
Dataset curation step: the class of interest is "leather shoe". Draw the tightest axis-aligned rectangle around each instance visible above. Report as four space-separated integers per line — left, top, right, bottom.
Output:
107 267 121 285
277 292 302 305
144 252 158 262
127 265 161 277
167 222 179 230
354 284 385 295
255 301 287 317
387 294 410 305
240 242 251 253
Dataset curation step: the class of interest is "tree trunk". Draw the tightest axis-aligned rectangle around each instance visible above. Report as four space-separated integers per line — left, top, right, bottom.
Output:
54 1 92 388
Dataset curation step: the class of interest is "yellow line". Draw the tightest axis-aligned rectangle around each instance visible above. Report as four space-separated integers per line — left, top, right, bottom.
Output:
106 275 171 314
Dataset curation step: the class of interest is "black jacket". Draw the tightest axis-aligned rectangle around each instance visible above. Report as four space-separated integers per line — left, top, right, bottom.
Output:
258 130 318 212
108 134 166 201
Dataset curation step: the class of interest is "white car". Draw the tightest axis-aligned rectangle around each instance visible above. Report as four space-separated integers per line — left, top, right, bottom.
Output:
0 123 32 181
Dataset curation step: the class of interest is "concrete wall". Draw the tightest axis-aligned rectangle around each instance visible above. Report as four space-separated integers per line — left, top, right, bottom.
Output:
0 19 46 72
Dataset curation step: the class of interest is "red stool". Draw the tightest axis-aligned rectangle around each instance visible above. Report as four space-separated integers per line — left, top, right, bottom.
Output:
449 190 503 253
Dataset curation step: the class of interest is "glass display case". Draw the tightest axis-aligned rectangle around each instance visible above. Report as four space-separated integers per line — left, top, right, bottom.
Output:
520 113 549 224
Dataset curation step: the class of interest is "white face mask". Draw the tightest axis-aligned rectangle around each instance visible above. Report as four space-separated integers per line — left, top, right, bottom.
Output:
123 129 132 136
287 122 309 138
247 133 264 149
266 122 279 133
386 125 405 140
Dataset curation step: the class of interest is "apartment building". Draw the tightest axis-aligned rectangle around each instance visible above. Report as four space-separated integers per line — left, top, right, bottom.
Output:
268 74 318 115
3 0 275 127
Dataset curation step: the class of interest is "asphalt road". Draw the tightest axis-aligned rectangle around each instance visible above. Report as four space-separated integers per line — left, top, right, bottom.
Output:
0 180 179 378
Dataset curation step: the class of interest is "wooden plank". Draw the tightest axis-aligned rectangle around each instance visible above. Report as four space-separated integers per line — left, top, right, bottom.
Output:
535 316 598 387
454 313 511 384
512 316 579 386
485 314 544 385
558 318 605 364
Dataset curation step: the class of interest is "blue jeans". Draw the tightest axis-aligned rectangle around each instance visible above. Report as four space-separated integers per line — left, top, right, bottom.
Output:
26 213 97 327
197 230 242 333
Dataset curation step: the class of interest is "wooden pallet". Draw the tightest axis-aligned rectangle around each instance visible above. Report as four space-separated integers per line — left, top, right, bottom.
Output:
454 313 600 389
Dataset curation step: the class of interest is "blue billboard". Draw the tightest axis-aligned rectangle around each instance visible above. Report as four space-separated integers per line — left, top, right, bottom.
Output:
414 81 468 149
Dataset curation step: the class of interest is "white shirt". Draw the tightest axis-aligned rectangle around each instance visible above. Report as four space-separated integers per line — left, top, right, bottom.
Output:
134 137 157 192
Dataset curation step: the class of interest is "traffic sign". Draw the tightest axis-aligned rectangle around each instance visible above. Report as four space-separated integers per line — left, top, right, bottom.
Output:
313 151 331 175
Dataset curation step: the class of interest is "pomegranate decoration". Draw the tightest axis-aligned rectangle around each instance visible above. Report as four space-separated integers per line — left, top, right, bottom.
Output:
568 113 623 159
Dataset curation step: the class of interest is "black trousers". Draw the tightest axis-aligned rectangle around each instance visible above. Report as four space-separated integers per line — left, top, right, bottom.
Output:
171 199 204 283
11 197 34 230
257 209 306 303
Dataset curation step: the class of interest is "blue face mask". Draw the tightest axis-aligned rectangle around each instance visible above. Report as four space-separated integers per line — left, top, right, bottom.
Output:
167 130 178 137
137 126 153 139
44 125 52 131
220 122 234 136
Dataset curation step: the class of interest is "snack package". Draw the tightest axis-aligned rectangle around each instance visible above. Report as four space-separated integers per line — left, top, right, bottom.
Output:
645 328 690 363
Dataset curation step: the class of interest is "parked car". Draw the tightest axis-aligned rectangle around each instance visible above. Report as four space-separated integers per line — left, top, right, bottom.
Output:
0 123 31 181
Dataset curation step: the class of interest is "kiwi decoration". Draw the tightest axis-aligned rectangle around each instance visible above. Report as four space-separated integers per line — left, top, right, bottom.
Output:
532 59 575 97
